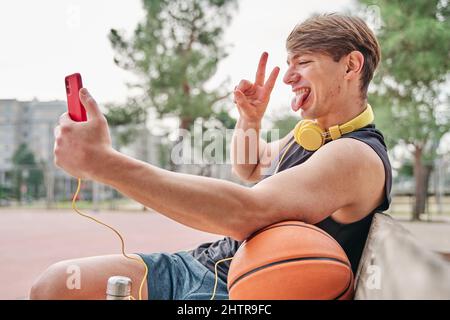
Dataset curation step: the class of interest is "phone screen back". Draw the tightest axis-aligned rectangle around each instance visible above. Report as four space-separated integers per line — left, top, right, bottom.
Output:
65 73 87 122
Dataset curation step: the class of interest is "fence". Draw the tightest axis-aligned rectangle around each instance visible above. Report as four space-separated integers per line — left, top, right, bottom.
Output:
1 122 450 215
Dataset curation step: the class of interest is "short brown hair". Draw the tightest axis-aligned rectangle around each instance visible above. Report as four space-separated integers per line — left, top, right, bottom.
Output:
286 13 381 98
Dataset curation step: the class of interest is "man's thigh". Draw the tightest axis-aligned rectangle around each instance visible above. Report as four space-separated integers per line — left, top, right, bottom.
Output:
31 254 147 300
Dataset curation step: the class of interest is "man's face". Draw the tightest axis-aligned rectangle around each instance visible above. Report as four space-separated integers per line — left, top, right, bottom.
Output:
283 51 347 120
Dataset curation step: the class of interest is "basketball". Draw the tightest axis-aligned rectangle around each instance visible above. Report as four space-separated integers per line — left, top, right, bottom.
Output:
227 220 354 300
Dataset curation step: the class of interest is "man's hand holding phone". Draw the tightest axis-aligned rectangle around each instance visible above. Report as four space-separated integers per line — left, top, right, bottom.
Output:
54 79 113 180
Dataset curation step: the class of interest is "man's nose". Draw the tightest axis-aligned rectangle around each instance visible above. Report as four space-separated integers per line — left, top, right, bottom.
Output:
283 68 300 85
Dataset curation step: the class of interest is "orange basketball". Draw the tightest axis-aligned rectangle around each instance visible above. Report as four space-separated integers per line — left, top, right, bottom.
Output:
227 220 354 300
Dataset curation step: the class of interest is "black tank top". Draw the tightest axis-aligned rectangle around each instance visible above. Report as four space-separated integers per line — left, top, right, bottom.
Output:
190 124 392 282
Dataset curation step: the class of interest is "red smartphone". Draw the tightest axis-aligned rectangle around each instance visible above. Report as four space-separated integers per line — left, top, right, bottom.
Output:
65 73 87 122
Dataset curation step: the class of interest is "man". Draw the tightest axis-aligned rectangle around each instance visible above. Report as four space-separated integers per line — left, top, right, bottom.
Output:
30 13 391 300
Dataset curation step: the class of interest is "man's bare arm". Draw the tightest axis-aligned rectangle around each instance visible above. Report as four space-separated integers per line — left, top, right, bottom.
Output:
86 138 383 241
231 119 293 182
230 52 280 182
54 89 384 242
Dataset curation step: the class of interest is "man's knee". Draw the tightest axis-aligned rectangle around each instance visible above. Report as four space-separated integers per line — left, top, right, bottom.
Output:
30 260 79 300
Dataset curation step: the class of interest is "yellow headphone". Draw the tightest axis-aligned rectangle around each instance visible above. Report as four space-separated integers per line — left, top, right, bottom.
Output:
293 104 374 151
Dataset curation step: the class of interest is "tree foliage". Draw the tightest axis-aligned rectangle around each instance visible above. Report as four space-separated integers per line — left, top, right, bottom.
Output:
358 0 450 219
108 0 238 131
11 143 43 201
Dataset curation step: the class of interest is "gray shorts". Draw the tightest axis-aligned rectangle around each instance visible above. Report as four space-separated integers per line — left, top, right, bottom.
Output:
136 251 229 300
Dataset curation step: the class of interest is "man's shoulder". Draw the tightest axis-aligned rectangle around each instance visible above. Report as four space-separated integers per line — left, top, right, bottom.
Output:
311 137 383 167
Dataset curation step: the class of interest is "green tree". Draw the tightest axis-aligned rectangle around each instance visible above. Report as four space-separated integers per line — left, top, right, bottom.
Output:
198 107 236 176
104 98 147 147
11 143 44 201
359 0 450 220
213 107 237 130
108 0 237 132
270 113 299 142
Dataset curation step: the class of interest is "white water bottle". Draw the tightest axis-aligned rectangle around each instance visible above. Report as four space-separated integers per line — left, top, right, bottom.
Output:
106 276 132 300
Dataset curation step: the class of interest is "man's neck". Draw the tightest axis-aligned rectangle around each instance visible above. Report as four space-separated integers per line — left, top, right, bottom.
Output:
316 99 367 130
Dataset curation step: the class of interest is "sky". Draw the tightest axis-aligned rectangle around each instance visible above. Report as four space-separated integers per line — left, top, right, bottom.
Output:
0 0 356 120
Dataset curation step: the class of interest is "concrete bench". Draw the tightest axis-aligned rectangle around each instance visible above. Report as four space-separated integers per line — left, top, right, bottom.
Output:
354 213 450 299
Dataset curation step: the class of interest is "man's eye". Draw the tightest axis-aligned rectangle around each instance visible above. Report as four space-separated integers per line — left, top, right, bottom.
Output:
298 61 311 65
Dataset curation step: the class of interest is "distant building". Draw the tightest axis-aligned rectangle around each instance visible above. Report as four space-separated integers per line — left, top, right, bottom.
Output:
0 98 240 193
0 99 66 171
0 99 162 172
116 125 163 166
0 99 21 170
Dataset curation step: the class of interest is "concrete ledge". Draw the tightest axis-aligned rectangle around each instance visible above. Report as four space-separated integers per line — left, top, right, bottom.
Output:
354 213 450 299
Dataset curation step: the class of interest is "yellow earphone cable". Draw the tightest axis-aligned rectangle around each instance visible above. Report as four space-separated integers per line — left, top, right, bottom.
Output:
212 109 372 299
72 132 296 300
273 139 296 174
210 257 234 300
210 140 296 300
72 178 148 300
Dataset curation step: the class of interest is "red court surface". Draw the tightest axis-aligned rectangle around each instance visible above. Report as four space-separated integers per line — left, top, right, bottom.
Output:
1 209 449 300
0 209 222 300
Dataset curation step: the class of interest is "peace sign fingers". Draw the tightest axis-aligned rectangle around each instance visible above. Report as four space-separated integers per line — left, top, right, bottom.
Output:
255 52 268 86
254 52 279 99
263 66 280 97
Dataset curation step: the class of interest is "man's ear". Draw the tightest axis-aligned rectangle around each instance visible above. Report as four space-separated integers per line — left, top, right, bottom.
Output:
344 51 364 80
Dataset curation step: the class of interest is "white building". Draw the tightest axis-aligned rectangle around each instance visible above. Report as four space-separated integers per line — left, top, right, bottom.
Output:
0 99 66 171
0 99 21 170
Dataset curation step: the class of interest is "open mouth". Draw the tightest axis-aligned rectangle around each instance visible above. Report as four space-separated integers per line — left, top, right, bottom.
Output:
291 87 311 112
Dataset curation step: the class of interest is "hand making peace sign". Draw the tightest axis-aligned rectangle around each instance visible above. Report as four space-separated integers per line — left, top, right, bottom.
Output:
233 52 280 123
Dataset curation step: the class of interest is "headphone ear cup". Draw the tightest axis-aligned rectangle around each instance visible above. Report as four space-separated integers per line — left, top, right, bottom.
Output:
293 120 308 145
294 120 325 151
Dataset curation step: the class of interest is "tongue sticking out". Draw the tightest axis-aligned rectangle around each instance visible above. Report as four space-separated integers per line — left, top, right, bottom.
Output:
291 91 310 112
